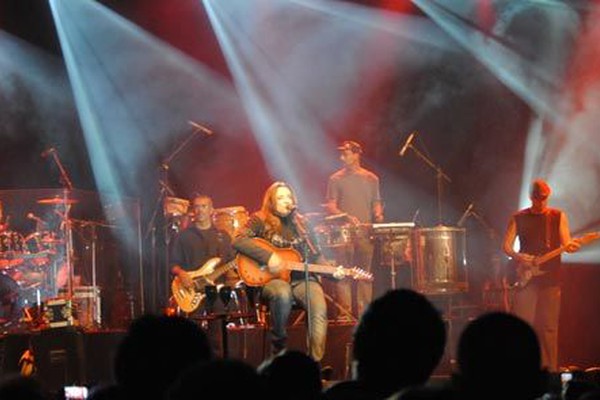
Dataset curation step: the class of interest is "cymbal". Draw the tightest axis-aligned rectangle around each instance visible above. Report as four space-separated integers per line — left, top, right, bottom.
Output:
37 197 79 205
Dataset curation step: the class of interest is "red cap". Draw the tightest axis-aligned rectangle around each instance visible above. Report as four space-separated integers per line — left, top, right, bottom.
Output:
337 140 363 154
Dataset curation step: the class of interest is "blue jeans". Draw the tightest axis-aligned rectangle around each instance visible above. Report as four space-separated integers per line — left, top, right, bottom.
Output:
261 279 328 361
511 281 561 371
331 236 374 318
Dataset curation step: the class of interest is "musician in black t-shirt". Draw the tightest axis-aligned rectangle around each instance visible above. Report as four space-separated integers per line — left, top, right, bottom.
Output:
170 195 235 289
502 179 580 372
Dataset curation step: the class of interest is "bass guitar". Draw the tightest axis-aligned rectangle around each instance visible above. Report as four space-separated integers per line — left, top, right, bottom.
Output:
171 257 237 313
513 231 600 288
236 238 373 286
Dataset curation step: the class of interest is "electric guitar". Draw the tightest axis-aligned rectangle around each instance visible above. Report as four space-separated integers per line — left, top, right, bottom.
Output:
513 231 600 288
236 238 373 286
171 258 237 313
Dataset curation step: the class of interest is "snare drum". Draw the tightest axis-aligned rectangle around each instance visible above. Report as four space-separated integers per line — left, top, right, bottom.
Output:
0 231 24 253
24 231 58 253
213 206 249 238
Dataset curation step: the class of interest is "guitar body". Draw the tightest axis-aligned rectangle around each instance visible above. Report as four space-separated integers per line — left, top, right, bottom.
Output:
171 257 221 313
236 238 373 286
512 260 545 288
511 231 600 288
236 239 298 286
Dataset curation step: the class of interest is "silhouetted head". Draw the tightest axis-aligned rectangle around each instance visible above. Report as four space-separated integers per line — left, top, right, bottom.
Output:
168 358 265 400
259 350 322 400
0 375 45 400
455 312 546 400
115 314 212 400
353 289 446 397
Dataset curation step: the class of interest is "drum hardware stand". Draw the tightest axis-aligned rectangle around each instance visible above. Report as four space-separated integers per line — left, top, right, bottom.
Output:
42 148 75 299
399 133 451 225
76 219 102 328
457 204 507 310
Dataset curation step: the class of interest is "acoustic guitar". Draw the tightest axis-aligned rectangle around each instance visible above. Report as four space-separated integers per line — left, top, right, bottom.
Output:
513 232 600 288
236 238 373 287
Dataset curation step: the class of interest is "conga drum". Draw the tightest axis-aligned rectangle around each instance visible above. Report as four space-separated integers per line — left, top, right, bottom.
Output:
413 226 468 294
212 206 249 239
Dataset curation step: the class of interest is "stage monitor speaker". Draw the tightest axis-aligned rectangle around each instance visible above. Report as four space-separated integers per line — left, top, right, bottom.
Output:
31 327 86 393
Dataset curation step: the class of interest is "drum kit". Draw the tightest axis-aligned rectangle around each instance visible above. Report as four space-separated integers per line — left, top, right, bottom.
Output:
0 198 67 327
0 193 107 330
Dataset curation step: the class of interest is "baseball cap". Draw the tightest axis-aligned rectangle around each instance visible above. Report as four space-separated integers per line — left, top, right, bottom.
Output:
337 140 363 154
530 179 551 200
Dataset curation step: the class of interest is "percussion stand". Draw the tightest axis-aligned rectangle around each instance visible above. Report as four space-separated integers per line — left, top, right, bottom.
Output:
458 205 507 310
402 142 451 225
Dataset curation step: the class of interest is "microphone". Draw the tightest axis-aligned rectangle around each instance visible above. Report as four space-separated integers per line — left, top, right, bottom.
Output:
411 208 420 224
399 131 416 157
456 203 474 227
286 204 297 214
41 147 56 158
27 212 48 226
188 120 213 135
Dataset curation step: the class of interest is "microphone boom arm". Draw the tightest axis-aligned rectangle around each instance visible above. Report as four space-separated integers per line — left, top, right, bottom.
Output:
401 137 451 225
48 150 74 190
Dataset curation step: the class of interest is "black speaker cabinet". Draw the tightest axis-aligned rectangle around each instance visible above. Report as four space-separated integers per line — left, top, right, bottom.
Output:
31 327 86 393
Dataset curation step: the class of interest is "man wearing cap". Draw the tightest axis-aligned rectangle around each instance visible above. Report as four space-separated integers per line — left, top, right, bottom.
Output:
502 179 580 372
325 140 384 319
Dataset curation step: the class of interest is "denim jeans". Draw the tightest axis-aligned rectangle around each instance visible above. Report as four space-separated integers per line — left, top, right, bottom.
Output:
261 278 328 361
512 281 561 371
331 236 374 318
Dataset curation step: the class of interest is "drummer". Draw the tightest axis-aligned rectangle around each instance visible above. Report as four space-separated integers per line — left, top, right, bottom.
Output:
325 140 384 320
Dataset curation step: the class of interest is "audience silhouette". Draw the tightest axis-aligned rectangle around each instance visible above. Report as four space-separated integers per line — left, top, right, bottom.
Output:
168 358 266 400
323 289 446 400
453 311 547 400
258 349 323 400
113 314 212 400
0 375 45 400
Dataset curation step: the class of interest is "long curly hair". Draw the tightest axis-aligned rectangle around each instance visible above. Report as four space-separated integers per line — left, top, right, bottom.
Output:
257 181 297 237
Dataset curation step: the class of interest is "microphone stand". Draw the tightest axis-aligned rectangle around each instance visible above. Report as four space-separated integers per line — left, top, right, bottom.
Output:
48 150 74 190
402 143 451 225
292 212 316 357
144 127 203 311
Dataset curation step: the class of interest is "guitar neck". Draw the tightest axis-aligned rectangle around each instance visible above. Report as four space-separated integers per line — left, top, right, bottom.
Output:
535 232 600 266
536 246 567 266
205 260 236 281
286 261 336 276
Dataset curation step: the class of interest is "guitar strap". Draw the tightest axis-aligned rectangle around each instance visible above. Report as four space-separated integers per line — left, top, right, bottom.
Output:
545 210 552 251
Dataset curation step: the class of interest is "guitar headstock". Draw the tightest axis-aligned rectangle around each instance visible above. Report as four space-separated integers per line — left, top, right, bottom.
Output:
347 266 373 282
579 232 600 245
